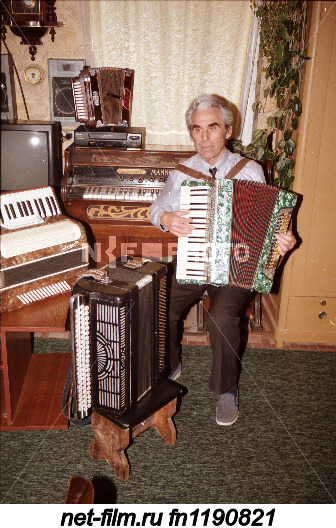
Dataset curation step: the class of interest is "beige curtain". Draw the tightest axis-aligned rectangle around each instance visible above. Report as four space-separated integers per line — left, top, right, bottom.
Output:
88 0 253 146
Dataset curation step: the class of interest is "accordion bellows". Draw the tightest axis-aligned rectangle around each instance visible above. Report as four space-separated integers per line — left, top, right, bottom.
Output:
70 259 167 421
176 179 298 294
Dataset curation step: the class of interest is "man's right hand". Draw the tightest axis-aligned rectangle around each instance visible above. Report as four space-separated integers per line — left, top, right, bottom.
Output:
160 210 194 237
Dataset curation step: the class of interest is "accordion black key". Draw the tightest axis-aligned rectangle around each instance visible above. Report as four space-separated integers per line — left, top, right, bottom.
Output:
176 179 298 294
71 67 134 127
70 258 167 421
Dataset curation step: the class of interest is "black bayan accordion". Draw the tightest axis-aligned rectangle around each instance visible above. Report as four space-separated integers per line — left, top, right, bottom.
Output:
71 67 134 127
69 258 167 421
176 179 298 294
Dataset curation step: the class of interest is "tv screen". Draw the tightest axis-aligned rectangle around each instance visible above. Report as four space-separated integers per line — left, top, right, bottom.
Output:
0 120 62 193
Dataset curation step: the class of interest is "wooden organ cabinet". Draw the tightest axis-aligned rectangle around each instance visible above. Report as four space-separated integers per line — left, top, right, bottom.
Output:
62 144 194 266
262 1 336 347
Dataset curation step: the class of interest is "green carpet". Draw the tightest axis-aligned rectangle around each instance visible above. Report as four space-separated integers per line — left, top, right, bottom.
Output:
0 340 335 504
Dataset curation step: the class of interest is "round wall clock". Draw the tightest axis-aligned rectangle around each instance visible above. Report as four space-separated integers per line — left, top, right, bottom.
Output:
23 64 45 86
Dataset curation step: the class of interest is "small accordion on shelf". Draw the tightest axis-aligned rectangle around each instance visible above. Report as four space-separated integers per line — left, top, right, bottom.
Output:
69 257 167 422
176 179 298 294
71 67 134 127
0 187 89 312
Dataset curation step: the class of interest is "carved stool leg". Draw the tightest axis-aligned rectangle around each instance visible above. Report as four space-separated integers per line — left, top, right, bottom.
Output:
89 398 178 480
89 412 130 481
153 399 177 445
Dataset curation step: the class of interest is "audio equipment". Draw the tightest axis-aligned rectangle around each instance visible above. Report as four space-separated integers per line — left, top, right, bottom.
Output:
48 58 86 126
74 125 145 149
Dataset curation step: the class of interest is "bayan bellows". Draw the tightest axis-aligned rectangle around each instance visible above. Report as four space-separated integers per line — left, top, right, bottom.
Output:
176 179 298 294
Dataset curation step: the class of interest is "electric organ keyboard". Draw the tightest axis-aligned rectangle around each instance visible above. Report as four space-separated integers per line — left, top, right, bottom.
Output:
0 187 89 312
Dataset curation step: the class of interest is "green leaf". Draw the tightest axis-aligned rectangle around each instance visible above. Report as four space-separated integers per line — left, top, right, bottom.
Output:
284 143 293 156
256 147 264 160
274 110 284 118
277 43 284 60
294 101 302 116
288 139 296 148
292 116 299 130
278 139 286 149
264 87 270 98
251 128 264 142
275 160 285 174
284 129 292 141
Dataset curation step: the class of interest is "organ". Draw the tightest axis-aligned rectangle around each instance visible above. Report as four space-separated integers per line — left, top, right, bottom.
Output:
61 144 194 265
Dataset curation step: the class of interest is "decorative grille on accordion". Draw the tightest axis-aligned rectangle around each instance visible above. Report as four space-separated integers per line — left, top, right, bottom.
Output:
69 259 167 421
176 179 297 294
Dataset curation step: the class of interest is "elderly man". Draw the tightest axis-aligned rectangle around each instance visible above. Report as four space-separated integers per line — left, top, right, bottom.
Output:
150 94 296 426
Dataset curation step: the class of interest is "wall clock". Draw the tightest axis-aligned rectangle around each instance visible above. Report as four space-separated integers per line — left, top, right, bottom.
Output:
1 1 62 61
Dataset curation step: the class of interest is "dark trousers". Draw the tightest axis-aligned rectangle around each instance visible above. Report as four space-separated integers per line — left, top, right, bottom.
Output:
168 260 252 394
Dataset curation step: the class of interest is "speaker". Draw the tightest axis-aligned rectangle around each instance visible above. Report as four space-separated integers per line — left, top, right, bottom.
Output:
1 54 18 121
48 58 86 126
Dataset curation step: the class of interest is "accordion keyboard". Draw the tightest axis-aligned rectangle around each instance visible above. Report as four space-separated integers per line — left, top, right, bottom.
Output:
72 78 88 122
178 184 213 281
1 187 61 229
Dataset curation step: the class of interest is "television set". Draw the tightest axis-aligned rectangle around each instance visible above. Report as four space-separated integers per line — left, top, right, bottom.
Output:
0 120 63 193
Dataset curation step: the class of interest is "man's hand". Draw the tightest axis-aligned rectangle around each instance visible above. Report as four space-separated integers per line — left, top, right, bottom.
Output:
276 231 296 257
160 210 194 237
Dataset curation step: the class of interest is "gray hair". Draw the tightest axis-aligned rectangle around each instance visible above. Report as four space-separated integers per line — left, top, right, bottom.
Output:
185 93 233 129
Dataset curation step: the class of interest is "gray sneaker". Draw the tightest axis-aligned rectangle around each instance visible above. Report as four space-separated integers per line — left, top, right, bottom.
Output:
216 388 239 426
168 363 182 381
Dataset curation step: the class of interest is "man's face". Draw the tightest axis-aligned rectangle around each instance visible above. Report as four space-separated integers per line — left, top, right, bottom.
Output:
189 107 232 165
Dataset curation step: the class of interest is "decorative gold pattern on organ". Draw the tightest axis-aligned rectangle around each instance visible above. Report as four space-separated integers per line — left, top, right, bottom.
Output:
86 205 150 220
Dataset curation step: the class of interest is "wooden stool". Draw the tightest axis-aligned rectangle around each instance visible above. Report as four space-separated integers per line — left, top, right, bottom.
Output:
89 379 184 480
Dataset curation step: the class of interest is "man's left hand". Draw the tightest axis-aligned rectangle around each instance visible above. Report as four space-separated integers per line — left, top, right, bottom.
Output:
275 231 296 257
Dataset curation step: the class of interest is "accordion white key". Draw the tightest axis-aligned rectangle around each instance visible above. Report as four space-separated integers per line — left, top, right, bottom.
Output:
176 179 298 294
0 187 89 312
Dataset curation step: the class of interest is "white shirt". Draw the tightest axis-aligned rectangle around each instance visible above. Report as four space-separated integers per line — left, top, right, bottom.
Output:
150 149 266 229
